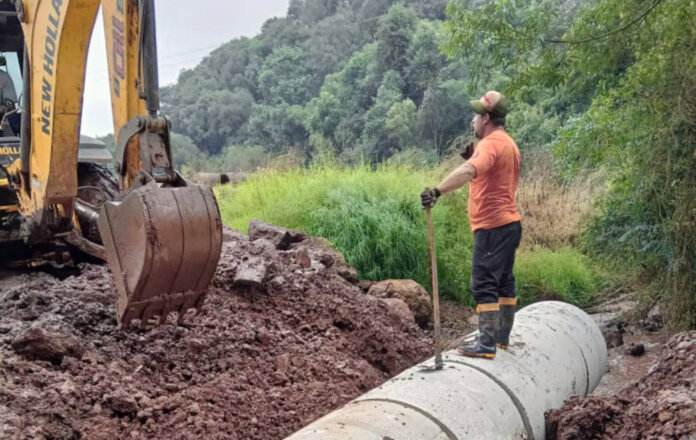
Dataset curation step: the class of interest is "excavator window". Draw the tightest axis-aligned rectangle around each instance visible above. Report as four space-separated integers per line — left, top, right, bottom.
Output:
0 54 19 102
0 53 19 174
0 5 23 139
0 52 20 136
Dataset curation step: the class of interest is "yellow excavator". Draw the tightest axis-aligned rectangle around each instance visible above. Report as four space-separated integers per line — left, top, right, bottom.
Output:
0 0 222 327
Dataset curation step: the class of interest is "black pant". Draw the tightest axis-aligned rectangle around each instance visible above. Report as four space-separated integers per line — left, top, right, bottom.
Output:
471 221 522 305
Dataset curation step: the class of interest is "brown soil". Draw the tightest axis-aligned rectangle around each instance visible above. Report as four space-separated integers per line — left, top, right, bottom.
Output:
591 330 667 398
438 299 476 349
546 330 696 440
0 230 432 440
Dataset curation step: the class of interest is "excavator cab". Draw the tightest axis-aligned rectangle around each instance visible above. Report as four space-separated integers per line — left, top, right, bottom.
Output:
0 0 222 327
0 14 25 217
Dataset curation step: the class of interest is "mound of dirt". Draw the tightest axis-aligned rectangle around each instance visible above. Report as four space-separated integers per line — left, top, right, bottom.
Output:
546 331 696 440
0 226 432 440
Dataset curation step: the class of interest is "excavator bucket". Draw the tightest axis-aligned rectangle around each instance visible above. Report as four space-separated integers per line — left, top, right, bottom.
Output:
97 181 222 327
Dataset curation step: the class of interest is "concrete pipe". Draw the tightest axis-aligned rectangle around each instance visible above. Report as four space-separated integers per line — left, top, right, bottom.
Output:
191 172 230 186
285 301 607 440
221 171 248 185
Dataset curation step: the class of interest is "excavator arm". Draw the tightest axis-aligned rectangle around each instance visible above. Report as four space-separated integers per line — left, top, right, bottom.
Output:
5 0 222 327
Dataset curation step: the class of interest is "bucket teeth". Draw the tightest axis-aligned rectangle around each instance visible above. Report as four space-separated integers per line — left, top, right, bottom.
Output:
98 181 222 327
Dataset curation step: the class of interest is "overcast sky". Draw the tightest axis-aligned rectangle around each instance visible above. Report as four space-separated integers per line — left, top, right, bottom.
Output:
81 0 289 136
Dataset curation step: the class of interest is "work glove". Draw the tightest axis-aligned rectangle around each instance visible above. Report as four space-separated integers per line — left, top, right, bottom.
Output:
420 187 440 209
460 141 475 161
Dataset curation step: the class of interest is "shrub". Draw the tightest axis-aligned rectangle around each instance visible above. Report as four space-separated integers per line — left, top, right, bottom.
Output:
517 150 607 250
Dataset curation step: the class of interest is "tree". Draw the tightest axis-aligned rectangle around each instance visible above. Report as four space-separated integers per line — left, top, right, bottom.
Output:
405 0 448 20
245 104 309 154
288 0 343 27
361 70 403 161
258 47 316 105
376 4 418 78
357 0 392 35
444 0 696 328
206 39 257 94
165 87 254 154
253 17 310 59
170 133 208 171
306 75 349 141
304 43 380 152
385 99 418 150
417 80 470 156
405 20 445 104
340 43 381 110
221 145 269 172
303 10 368 81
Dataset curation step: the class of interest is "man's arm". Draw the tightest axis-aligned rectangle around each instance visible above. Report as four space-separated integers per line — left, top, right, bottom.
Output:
436 162 477 195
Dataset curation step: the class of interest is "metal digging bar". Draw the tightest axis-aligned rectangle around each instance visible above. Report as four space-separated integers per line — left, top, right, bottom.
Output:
420 205 443 372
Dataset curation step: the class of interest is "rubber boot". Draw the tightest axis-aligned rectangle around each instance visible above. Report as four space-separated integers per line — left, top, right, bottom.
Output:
458 307 499 359
496 298 516 349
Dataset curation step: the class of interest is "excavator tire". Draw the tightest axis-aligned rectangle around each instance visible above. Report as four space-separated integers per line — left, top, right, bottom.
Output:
1 163 116 268
76 162 119 244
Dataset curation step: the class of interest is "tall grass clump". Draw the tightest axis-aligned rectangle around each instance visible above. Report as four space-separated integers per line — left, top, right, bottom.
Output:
516 150 606 250
514 249 605 307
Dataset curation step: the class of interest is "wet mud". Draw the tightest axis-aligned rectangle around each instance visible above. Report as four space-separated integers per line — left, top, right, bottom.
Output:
0 228 431 440
546 330 696 440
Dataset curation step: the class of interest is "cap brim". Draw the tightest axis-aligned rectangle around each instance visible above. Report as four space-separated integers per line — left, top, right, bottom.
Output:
470 100 487 115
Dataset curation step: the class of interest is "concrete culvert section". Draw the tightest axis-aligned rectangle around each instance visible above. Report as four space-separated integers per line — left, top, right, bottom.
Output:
191 172 228 186
285 301 607 440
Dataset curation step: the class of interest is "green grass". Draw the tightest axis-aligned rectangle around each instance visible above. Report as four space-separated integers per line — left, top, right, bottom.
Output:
216 164 606 308
515 249 604 307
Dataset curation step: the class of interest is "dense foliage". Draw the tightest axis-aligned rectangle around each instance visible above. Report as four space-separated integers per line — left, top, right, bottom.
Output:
161 0 468 167
446 0 695 328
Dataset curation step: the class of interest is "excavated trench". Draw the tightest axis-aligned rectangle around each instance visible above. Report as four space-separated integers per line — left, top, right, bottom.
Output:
0 226 432 440
1 223 694 440
546 330 696 440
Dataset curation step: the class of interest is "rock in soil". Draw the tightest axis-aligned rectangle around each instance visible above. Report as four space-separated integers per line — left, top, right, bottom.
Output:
233 256 269 293
11 326 85 364
0 227 431 440
626 343 645 357
546 331 696 440
368 279 433 328
248 219 292 250
379 297 415 326
290 237 358 284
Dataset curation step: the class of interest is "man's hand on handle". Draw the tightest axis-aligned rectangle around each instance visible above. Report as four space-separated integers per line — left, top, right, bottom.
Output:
420 187 440 209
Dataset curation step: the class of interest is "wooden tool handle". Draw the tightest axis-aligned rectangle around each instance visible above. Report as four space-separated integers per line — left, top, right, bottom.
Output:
426 207 443 367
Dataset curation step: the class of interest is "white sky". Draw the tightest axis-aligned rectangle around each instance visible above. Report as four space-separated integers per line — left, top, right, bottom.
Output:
81 0 290 136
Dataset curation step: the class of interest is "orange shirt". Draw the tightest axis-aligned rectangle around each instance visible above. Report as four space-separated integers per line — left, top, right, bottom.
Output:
466 130 521 232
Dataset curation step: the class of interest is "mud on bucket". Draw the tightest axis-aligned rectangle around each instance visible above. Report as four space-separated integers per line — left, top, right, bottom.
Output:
97 180 222 327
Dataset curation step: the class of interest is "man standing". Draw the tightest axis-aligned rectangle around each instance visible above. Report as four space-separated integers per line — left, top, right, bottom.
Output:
420 91 522 359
